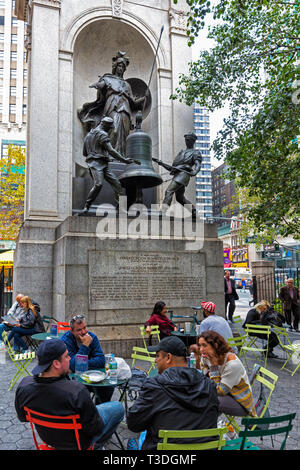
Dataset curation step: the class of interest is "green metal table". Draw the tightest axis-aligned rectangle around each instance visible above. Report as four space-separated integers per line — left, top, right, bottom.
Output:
31 332 65 341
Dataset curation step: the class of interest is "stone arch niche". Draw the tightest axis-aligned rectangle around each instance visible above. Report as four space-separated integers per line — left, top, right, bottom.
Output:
72 18 159 212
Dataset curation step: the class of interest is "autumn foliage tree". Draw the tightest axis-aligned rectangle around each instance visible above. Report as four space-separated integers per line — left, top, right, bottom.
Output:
0 145 25 241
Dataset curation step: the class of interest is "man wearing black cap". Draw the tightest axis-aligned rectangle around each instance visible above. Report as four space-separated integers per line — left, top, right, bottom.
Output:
126 336 219 450
14 339 124 450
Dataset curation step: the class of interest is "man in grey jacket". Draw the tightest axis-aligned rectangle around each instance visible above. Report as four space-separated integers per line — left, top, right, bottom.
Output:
126 336 219 450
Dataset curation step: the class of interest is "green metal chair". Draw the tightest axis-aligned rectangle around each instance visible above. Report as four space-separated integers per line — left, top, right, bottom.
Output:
131 346 156 375
272 325 300 376
157 427 227 450
232 315 245 336
140 325 160 349
240 324 271 369
224 364 278 434
42 315 58 332
222 412 296 450
2 331 36 391
227 334 247 358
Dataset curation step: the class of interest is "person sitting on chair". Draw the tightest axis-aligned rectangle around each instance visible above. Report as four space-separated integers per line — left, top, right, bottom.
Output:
7 296 44 353
144 301 177 344
0 293 25 339
243 300 280 358
61 314 113 403
198 331 257 418
126 336 219 450
15 339 124 450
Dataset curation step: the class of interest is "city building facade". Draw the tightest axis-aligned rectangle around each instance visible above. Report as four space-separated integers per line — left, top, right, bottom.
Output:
193 104 213 219
0 0 26 156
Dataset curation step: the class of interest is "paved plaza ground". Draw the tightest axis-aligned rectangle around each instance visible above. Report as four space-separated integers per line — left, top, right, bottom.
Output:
0 293 299 453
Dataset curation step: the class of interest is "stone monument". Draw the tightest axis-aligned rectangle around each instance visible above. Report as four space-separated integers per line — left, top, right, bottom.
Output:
14 0 224 356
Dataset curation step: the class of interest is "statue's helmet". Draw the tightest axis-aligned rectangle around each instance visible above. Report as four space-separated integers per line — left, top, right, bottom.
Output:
112 51 130 72
101 116 114 127
184 131 197 141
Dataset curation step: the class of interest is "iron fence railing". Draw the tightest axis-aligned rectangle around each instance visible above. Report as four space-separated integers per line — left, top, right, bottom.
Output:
253 268 300 313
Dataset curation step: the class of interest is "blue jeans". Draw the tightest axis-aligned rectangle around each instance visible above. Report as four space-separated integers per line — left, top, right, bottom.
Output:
0 323 12 340
7 326 36 351
91 401 124 448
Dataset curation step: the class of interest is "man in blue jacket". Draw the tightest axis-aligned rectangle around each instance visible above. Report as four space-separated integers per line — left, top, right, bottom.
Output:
61 315 114 403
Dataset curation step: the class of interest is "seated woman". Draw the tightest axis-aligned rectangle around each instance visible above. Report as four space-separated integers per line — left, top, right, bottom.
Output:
196 331 257 417
243 300 280 358
7 296 44 352
144 301 177 342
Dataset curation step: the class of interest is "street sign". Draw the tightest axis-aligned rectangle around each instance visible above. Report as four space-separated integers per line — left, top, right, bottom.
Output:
264 251 281 259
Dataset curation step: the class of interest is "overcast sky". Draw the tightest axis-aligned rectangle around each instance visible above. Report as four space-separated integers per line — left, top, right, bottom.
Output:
191 17 229 169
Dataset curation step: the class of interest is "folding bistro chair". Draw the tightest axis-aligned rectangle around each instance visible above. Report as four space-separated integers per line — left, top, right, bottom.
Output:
224 363 278 435
42 315 58 332
56 322 71 332
272 325 300 376
24 406 94 450
2 331 36 391
227 334 247 358
231 315 245 336
240 324 271 369
140 325 160 348
131 346 156 375
157 427 227 450
222 412 296 450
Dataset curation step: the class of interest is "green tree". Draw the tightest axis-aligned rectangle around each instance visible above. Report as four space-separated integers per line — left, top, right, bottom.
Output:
0 145 25 240
172 0 300 239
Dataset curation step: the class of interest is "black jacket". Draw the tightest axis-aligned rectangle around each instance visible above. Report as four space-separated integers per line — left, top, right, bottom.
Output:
15 375 104 450
224 278 239 300
243 308 260 327
126 367 219 450
243 307 283 328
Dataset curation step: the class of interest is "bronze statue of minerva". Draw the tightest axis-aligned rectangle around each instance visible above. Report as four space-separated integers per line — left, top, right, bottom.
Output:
81 116 140 215
153 132 202 217
78 51 146 156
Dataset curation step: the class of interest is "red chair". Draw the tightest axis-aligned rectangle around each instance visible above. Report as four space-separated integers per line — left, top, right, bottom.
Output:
24 406 94 450
56 321 71 332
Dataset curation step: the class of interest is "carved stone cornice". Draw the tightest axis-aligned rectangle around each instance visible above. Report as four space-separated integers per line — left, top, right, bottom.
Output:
32 0 61 9
111 0 123 18
169 7 187 35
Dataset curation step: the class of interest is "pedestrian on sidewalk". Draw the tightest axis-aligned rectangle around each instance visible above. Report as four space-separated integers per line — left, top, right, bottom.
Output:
279 279 300 332
224 271 239 322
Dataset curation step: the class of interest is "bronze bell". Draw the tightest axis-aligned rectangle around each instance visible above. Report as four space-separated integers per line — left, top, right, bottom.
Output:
119 112 163 198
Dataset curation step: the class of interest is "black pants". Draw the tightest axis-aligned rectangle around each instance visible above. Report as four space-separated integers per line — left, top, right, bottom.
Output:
284 304 299 330
225 294 236 321
249 331 279 352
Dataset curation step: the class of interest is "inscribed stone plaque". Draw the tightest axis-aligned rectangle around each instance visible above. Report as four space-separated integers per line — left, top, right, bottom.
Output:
88 250 206 310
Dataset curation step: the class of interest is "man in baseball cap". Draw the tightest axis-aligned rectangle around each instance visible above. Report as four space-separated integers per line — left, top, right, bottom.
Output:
15 338 124 450
127 335 218 450
32 338 68 376
199 300 233 342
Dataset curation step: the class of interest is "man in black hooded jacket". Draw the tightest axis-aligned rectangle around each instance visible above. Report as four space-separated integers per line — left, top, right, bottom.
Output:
126 336 219 450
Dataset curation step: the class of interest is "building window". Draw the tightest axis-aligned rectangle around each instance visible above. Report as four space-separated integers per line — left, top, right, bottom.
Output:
10 68 17 78
11 34 18 44
0 33 4 42
9 104 16 114
10 86 16 96
11 51 17 60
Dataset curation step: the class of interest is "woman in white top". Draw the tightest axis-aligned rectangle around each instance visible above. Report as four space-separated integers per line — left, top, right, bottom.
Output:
198 331 256 417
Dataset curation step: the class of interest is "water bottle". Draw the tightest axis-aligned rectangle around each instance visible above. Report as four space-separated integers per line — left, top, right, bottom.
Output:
108 353 118 384
189 352 196 368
